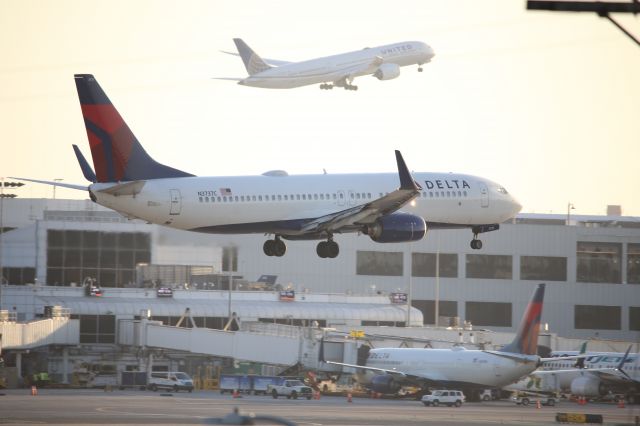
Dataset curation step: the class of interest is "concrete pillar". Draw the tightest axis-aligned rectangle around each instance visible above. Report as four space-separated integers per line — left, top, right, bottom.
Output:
16 351 22 381
61 347 69 384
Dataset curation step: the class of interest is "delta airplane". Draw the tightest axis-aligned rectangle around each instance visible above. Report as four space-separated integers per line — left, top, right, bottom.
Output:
15 74 521 259
506 346 640 403
219 38 435 90
321 284 578 399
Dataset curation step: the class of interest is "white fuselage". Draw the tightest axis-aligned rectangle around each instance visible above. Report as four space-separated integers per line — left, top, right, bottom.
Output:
240 41 434 89
362 347 538 389
90 171 520 237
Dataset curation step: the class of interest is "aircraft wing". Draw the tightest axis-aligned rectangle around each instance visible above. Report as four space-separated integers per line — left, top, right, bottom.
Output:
212 77 244 81
299 150 419 235
220 50 292 66
329 55 385 83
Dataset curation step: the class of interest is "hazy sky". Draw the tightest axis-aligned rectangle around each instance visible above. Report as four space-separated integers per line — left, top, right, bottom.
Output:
1 0 639 216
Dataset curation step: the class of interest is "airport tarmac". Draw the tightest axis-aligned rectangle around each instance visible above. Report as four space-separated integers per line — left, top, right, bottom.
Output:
0 389 639 425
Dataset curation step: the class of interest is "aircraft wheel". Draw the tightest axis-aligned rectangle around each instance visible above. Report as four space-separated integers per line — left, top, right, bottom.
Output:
418 67 423 72
327 241 339 258
432 400 439 407
470 239 482 250
316 241 328 258
273 239 286 257
263 240 275 256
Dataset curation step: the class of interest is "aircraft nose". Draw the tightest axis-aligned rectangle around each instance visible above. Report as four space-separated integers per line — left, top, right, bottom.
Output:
511 196 522 216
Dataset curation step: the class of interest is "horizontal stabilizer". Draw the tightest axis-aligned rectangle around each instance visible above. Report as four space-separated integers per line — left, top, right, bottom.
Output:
9 177 87 191
96 180 146 197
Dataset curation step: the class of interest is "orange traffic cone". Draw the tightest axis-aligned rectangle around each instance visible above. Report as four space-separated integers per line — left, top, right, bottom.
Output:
617 398 625 409
347 392 353 403
31 385 38 396
536 400 541 409
232 389 240 398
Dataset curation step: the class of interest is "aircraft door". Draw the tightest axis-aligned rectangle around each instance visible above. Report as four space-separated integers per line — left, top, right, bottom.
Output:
169 189 182 215
337 190 346 207
479 182 489 208
347 190 356 206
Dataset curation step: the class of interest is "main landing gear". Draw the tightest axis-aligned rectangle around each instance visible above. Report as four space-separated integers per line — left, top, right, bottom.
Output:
470 232 483 250
263 237 286 257
418 66 423 72
316 238 339 259
320 83 334 90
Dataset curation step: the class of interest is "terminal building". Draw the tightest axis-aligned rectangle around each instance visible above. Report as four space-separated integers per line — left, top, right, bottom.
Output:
0 197 639 386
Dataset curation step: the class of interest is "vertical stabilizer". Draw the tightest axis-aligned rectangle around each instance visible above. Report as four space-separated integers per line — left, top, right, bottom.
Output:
74 74 194 183
233 38 272 75
500 283 546 355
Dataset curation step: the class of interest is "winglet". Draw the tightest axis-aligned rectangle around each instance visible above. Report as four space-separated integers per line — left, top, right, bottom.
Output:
617 345 632 371
395 150 420 191
73 144 97 183
574 342 587 368
233 38 272 76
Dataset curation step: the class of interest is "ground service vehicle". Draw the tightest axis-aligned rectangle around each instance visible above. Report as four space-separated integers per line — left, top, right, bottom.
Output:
421 390 465 407
268 379 313 400
512 393 556 406
148 371 194 392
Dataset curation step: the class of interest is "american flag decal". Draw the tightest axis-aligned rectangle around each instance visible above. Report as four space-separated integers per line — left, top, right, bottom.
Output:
220 188 232 196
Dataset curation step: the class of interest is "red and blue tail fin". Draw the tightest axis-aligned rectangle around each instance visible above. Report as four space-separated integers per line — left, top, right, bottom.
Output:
74 74 194 183
500 283 546 355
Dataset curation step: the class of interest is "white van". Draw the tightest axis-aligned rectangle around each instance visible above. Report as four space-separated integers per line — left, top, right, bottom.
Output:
148 371 194 392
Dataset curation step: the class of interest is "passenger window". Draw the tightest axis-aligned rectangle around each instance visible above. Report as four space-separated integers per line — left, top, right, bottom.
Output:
204 197 209 202
234 196 239 202
314 194 318 200
463 191 467 197
320 194 324 200
240 196 245 202
223 196 227 202
447 191 450 197
356 193 361 199
302 194 306 200
271 195 275 201
339 193 344 199
297 194 301 200
332 194 336 200
199 197 203 202
252 195 256 201
277 195 282 201
429 192 433 198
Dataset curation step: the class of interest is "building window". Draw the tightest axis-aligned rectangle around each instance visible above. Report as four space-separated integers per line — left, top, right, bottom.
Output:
466 301 511 327
356 251 403 276
520 256 567 281
0 267 36 285
628 244 640 284
222 247 238 272
630 307 640 331
466 255 512 279
412 253 458 278
575 305 621 330
577 242 622 284
78 314 115 343
412 300 458 325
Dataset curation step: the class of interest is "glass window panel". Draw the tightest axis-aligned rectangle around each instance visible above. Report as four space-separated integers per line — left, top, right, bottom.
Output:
99 269 116 287
48 230 65 247
80 334 98 344
82 269 98 283
466 302 511 327
577 242 622 284
117 250 135 268
575 305 621 330
97 334 115 344
466 255 512 279
356 251 403 276
412 253 458 277
630 307 640 331
64 249 82 268
23 268 35 284
101 250 116 268
134 233 150 250
98 315 116 334
119 270 134 287
119 233 134 250
83 250 99 268
134 251 151 265
520 256 567 281
65 231 82 247
47 248 63 267
47 268 63 286
101 233 118 249
412 300 458 325
628 244 640 285
65 268 82 285
83 231 100 248
80 315 98 333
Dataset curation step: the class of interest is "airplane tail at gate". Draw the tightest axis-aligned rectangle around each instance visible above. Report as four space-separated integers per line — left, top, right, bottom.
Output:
233 38 272 75
74 74 193 183
499 283 546 355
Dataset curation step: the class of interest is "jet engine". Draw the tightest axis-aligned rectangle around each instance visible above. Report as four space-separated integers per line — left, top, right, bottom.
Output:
365 213 426 243
570 376 606 396
374 63 401 80
370 374 401 394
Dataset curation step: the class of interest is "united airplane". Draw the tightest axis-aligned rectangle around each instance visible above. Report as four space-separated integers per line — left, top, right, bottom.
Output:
219 38 435 90
15 74 521 259
321 284 576 399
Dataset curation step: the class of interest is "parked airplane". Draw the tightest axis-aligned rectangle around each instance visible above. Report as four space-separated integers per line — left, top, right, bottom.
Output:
321 284 576 399
219 38 435 90
15 74 521 259
506 346 640 403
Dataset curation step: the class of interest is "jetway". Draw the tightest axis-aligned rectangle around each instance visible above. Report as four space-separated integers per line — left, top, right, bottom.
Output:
0 315 79 349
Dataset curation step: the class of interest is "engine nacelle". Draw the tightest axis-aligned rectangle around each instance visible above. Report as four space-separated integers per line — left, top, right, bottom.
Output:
366 213 426 243
570 376 605 396
370 374 401 394
374 63 401 80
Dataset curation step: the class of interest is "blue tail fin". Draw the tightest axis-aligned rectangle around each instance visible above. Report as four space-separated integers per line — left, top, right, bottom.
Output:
74 74 194 183
233 38 272 75
500 284 546 355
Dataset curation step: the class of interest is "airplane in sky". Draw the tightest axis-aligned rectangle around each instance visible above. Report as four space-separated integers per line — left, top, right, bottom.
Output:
219 38 435 90
506 345 640 403
321 284 581 400
15 74 521 259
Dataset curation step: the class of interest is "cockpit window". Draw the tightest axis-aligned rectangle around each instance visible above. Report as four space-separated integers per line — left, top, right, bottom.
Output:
497 187 508 195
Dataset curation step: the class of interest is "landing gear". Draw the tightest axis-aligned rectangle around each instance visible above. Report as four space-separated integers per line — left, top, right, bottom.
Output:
320 83 334 90
316 239 339 258
343 84 358 91
418 66 423 72
470 234 483 250
263 237 286 257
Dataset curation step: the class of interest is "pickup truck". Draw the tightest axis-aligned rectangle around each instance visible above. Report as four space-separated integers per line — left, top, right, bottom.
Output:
268 379 313 400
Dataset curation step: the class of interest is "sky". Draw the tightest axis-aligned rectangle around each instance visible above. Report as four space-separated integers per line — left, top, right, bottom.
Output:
1 0 639 216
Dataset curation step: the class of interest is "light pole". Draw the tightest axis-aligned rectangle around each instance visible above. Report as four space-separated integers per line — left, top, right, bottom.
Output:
53 179 63 200
434 232 440 327
566 202 575 225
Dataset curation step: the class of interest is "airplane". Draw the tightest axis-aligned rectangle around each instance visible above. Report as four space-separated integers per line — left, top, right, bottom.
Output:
14 74 521 259
505 345 640 403
320 284 580 400
218 38 435 90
